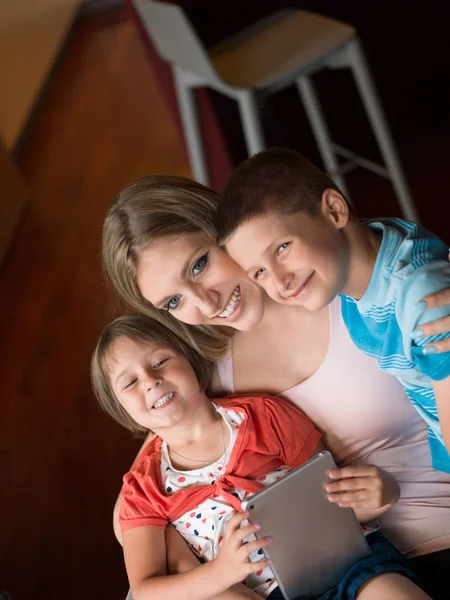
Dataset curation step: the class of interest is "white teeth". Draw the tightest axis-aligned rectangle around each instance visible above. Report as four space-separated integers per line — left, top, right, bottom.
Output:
218 285 241 318
152 392 174 409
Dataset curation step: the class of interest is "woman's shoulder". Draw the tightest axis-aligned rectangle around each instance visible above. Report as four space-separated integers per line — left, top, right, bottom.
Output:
213 393 287 411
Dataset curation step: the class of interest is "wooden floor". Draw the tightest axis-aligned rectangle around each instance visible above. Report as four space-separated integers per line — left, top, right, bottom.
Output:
1 6 449 600
0 7 188 600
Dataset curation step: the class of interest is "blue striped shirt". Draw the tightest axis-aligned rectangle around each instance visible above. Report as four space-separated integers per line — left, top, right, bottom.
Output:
340 218 450 473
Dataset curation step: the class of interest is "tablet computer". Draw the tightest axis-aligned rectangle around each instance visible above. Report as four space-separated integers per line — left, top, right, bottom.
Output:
241 451 371 599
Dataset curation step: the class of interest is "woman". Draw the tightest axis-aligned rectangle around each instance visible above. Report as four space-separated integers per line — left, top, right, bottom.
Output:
103 175 450 598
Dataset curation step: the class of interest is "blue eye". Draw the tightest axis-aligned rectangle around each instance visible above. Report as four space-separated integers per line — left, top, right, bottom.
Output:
277 243 289 254
165 295 181 311
192 252 209 277
254 268 265 280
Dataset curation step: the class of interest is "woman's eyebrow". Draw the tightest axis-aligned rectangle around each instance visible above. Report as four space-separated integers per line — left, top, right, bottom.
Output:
154 244 205 307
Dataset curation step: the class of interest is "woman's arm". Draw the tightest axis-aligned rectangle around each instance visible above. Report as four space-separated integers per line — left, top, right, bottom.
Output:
420 286 450 353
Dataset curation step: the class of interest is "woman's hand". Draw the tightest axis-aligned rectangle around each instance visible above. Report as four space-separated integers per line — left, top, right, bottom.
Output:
212 511 273 588
419 286 450 354
325 464 399 521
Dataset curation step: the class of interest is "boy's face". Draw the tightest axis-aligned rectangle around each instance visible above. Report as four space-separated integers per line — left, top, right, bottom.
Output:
225 195 350 312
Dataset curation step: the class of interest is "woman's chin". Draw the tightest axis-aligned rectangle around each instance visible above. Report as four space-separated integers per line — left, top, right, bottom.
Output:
233 307 265 331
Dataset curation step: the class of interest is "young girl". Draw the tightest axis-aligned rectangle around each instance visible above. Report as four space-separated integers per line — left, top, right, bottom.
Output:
91 314 430 600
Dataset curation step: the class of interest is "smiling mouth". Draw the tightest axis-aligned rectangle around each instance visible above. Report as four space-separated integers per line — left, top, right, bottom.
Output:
152 392 174 409
288 272 314 299
217 285 241 319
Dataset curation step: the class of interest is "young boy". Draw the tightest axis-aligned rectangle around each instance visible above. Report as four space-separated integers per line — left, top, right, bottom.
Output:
216 148 450 474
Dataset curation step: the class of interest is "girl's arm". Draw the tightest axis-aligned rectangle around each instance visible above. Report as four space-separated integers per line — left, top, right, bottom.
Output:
165 525 262 599
325 464 400 523
113 433 157 545
124 514 272 600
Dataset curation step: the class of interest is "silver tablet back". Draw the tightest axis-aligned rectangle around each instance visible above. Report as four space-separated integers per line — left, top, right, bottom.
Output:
241 452 371 599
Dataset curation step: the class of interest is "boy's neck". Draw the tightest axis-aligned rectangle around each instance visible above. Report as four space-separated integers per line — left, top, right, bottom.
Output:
340 218 382 300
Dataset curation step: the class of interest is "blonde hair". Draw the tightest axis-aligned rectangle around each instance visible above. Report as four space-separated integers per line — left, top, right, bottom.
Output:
102 175 233 361
91 314 214 436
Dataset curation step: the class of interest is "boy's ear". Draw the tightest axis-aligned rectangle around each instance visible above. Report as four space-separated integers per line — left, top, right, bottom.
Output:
320 189 350 229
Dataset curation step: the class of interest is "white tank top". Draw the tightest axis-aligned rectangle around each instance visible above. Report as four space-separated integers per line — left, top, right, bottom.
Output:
216 297 450 558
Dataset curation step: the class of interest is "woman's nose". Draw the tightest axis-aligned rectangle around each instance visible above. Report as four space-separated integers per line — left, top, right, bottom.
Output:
194 286 220 316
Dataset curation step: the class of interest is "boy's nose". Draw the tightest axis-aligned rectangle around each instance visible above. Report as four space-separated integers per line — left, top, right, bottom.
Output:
272 268 290 294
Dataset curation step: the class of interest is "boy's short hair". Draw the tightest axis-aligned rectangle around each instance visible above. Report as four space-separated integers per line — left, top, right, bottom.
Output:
91 315 213 436
216 147 351 244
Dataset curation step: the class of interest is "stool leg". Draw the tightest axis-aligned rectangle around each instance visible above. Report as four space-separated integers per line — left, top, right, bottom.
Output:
237 91 265 156
174 66 209 184
296 76 350 198
347 39 419 222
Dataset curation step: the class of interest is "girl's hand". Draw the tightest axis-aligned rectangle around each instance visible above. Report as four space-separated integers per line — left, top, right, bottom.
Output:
212 511 273 588
325 465 399 520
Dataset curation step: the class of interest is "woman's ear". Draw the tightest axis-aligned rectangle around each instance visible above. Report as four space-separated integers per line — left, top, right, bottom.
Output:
320 188 350 230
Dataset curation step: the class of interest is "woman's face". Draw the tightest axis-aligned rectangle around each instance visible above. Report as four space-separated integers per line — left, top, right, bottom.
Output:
136 232 265 331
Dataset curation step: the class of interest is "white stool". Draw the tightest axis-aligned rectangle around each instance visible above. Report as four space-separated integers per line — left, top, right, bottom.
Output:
132 0 419 222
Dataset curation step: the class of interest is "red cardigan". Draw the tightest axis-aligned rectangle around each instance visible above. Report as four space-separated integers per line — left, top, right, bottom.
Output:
120 394 321 531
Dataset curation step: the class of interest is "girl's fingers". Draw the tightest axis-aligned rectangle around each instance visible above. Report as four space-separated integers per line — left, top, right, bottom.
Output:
239 536 273 559
246 557 273 574
224 511 249 538
232 522 262 545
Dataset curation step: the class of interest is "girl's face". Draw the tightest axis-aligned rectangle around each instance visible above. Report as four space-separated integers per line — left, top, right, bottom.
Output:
109 336 205 432
135 232 265 331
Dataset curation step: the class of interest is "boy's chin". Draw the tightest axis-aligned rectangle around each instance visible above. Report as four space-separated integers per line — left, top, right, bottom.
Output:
276 292 336 313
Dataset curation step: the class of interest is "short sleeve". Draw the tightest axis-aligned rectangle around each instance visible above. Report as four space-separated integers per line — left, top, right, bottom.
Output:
262 396 322 468
396 260 450 381
119 471 168 532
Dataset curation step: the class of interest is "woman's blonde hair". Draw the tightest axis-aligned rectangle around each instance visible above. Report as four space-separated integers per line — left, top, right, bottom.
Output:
102 175 233 361
91 314 214 436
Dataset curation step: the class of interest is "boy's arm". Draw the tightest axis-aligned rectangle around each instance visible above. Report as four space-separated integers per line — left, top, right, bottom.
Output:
433 376 450 450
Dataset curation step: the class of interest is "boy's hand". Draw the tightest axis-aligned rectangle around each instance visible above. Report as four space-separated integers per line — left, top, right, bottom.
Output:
325 465 399 519
212 511 273 588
